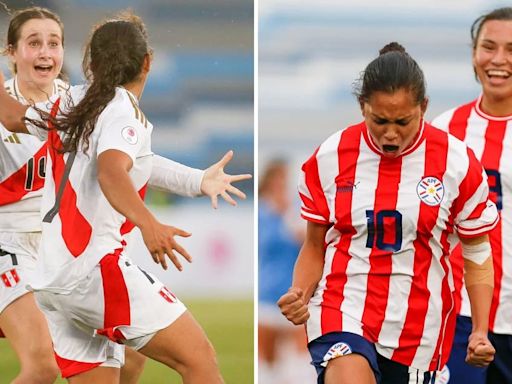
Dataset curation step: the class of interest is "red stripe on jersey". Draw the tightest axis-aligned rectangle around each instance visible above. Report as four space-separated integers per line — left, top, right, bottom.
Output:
54 351 102 378
0 144 46 206
48 129 92 257
320 125 361 334
392 128 449 366
98 251 130 342
46 100 93 257
480 120 507 330
119 184 148 236
302 147 331 223
361 156 402 342
447 101 475 141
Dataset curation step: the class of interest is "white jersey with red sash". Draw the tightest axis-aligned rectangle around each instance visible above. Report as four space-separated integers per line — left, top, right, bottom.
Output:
433 96 512 335
25 86 153 293
299 121 498 371
0 77 68 232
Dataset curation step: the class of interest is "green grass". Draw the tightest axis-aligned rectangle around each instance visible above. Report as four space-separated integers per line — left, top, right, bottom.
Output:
0 299 253 383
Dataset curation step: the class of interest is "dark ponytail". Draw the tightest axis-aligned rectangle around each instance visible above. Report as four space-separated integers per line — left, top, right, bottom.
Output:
354 41 426 105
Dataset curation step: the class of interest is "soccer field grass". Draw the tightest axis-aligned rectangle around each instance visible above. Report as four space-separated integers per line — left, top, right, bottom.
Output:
0 298 253 383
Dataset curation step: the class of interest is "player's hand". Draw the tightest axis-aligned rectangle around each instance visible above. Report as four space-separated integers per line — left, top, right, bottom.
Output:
201 150 252 209
466 331 495 367
0 70 4 84
140 218 192 271
277 287 310 325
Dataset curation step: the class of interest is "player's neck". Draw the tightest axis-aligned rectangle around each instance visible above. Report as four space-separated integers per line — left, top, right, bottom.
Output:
123 80 145 101
480 94 512 117
17 78 54 104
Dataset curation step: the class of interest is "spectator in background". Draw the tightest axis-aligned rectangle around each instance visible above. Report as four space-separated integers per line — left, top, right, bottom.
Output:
259 159 313 383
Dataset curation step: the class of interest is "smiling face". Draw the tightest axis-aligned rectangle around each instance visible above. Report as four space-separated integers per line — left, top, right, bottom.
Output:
362 88 427 158
9 18 64 97
473 19 512 105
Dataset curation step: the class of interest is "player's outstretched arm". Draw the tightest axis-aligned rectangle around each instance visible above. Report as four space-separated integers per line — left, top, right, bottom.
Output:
149 150 251 209
0 70 29 134
460 234 495 367
98 149 192 271
278 221 328 325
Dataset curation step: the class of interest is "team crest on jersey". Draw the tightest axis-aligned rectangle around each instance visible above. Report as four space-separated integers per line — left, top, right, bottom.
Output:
416 176 444 206
434 365 450 384
121 126 138 145
321 342 352 366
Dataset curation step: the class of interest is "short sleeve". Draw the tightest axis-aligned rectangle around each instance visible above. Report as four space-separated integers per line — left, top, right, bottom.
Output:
298 148 330 224
96 113 147 162
454 148 499 238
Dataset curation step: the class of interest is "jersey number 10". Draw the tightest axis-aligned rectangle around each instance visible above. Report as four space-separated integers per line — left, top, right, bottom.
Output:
25 156 46 191
365 210 402 252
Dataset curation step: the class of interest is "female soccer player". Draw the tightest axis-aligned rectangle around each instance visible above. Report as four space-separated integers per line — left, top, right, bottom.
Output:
432 7 512 384
0 6 247 384
278 42 497 384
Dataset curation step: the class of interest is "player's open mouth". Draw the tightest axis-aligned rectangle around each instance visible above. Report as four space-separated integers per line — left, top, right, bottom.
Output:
34 65 53 73
383 145 399 152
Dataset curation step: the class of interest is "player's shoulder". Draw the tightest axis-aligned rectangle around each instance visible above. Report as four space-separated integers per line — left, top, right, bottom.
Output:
3 78 15 98
319 122 363 149
430 100 478 130
102 87 149 129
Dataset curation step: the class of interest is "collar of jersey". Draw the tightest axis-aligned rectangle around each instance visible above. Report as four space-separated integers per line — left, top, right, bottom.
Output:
120 86 140 105
474 93 512 121
362 119 426 158
13 75 59 104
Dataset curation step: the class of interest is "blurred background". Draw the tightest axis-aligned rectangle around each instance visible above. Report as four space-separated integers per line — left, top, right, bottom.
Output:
258 0 511 382
0 0 253 382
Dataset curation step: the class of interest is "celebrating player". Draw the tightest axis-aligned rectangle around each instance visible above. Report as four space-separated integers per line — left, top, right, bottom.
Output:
432 7 512 384
0 7 247 383
278 42 498 384
2 9 242 383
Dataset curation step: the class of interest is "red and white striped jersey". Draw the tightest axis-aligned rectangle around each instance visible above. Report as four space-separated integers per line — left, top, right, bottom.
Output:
26 86 153 293
0 77 68 232
299 121 498 371
432 96 512 335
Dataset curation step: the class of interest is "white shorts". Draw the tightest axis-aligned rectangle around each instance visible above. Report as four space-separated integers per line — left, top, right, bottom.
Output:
0 232 40 314
35 251 187 378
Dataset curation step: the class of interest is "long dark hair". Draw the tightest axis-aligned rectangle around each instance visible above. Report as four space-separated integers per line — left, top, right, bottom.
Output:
31 11 150 153
353 41 426 106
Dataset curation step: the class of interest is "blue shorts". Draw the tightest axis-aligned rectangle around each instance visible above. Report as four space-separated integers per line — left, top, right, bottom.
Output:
308 332 380 384
308 332 436 384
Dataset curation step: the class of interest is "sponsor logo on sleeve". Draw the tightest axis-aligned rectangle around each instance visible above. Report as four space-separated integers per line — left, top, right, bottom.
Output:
121 126 138 145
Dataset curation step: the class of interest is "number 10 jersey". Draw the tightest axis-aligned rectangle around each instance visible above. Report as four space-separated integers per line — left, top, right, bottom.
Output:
299 121 498 371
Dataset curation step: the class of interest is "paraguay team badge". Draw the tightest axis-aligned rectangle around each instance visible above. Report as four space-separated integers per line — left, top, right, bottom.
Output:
321 342 352 366
417 176 444 206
